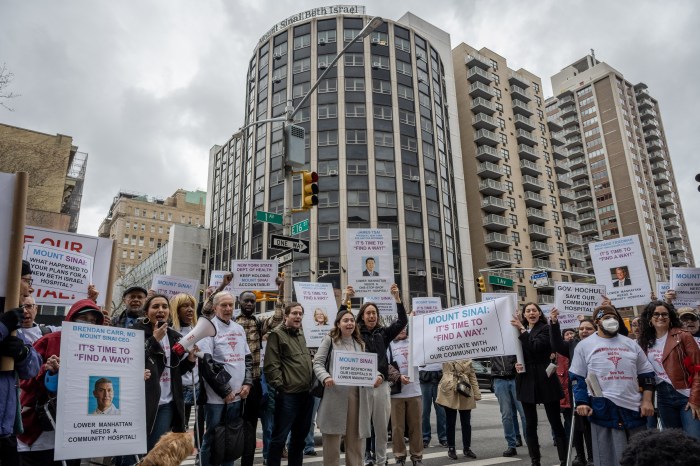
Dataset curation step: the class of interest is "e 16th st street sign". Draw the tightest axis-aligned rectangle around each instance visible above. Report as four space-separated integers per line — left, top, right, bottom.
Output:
488 275 514 288
270 234 309 254
291 219 309 236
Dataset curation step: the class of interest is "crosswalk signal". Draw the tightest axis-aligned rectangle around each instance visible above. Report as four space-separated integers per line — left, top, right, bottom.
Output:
301 171 319 210
478 276 486 292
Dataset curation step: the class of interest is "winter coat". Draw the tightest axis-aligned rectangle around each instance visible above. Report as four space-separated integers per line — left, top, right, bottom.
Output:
130 321 195 435
313 335 372 437
655 328 700 406
516 321 563 404
436 360 481 411
263 323 314 394
556 353 571 409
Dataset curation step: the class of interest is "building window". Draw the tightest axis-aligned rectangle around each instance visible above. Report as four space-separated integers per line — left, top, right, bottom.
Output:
400 135 417 152
345 53 364 66
395 37 411 52
318 54 335 69
405 226 423 242
375 132 394 147
399 110 415 126
346 103 366 118
293 57 311 73
377 191 397 208
318 30 336 44
512 231 520 244
318 224 340 240
348 191 370 206
318 130 338 146
396 60 413 76
318 79 337 93
318 103 337 119
375 160 396 177
514 249 522 261
397 84 414 101
374 104 392 120
346 130 367 144
345 77 365 92
509 214 518 226
404 195 421 212
347 160 368 175
293 34 310 49
344 29 360 42
370 31 389 45
317 192 340 208
292 82 310 98
372 79 391 94
371 55 390 70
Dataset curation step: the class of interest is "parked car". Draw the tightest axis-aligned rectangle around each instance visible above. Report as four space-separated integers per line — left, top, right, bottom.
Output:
472 358 493 392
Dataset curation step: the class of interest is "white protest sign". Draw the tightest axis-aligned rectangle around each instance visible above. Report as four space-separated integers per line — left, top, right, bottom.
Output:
411 297 523 366
589 235 651 307
557 312 582 330
209 270 232 292
332 350 377 387
363 294 397 319
231 260 277 294
669 268 700 307
23 243 94 306
554 282 606 316
0 173 15 297
346 229 394 296
657 282 670 299
151 274 199 300
412 297 442 315
482 293 518 311
294 281 336 347
54 322 146 460
23 226 113 306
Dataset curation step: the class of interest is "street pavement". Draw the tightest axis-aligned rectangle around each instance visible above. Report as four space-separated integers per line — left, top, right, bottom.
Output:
182 392 568 465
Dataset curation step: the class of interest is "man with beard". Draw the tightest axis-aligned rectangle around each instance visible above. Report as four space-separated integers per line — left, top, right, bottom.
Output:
569 305 655 466
234 277 285 466
112 286 147 328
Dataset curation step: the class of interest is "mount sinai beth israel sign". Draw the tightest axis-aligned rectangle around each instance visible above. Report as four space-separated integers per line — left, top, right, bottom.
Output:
258 5 366 44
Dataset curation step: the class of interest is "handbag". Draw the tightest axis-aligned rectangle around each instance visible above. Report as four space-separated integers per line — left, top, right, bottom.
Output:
310 343 332 398
388 347 402 395
210 403 247 464
455 374 472 398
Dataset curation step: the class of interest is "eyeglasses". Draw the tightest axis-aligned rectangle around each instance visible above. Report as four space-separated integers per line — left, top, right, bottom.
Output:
22 304 36 310
21 278 33 286
652 312 669 319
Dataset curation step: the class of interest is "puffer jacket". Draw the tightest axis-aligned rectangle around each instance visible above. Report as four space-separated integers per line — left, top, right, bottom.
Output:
659 328 700 406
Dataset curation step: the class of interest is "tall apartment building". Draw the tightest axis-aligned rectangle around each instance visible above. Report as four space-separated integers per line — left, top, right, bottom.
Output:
0 123 87 232
207 8 474 307
546 55 694 286
452 45 582 305
98 189 206 279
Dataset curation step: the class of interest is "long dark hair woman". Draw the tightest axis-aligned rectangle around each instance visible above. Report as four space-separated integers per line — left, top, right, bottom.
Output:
130 294 197 453
637 300 700 439
510 302 567 466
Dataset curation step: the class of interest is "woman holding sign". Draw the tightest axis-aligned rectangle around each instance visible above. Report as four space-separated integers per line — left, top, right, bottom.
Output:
511 302 567 466
313 309 373 466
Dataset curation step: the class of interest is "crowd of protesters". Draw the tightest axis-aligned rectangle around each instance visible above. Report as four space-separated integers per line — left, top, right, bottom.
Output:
2 259 700 466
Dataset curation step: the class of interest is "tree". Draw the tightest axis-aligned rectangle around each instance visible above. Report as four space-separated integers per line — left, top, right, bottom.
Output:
0 63 19 111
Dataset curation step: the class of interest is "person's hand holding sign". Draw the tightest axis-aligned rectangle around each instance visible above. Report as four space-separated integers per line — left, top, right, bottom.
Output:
550 308 559 324
390 283 401 304
323 376 335 388
373 375 384 388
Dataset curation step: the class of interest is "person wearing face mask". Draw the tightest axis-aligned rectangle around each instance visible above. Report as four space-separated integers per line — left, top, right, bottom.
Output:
341 284 407 466
510 302 567 466
569 305 656 466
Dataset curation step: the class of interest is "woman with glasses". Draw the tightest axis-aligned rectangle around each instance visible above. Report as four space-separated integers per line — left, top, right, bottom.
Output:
638 301 700 438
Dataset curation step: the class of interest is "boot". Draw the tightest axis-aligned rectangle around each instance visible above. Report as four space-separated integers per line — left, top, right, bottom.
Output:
447 447 458 460
555 437 568 466
526 443 541 466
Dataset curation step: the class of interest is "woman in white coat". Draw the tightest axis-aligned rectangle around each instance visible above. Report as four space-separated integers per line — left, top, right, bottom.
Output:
313 309 373 466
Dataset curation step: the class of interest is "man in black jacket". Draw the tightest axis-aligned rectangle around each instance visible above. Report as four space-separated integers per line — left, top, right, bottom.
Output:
489 355 526 457
342 283 407 466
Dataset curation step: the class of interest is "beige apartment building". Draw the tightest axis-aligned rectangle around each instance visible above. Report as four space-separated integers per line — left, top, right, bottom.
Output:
452 44 582 306
98 189 206 278
546 55 694 286
0 123 87 232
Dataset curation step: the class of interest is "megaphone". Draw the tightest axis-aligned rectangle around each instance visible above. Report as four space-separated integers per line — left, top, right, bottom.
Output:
172 317 217 357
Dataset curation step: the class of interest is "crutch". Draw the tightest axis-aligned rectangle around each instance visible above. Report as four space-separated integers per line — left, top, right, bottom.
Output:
191 360 203 466
565 403 576 466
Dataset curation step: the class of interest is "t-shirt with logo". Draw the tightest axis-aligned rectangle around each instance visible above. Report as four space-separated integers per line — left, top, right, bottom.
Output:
647 333 691 397
158 333 173 405
389 339 421 398
199 317 251 403
570 333 654 412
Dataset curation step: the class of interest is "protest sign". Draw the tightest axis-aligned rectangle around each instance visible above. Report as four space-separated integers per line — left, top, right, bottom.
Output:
346 229 394 296
0 173 15 297
23 243 94 306
669 268 700 307
363 294 397 320
589 235 650 307
54 322 146 460
294 281 336 347
657 281 670 299
332 350 377 387
151 274 199 300
412 297 442 315
482 293 518 311
411 297 523 366
23 226 113 306
209 270 232 292
554 282 606 316
231 260 277 294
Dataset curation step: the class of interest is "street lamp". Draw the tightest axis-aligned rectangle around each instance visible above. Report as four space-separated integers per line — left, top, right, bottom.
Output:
229 16 384 298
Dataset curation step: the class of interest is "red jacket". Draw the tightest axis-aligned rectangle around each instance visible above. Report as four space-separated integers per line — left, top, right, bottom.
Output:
17 299 98 446
661 328 700 406
556 353 571 409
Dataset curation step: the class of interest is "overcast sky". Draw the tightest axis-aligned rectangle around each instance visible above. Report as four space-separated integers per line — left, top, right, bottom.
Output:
2 0 698 257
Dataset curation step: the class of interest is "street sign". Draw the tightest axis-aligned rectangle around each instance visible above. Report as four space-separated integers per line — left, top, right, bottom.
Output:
291 219 309 236
271 249 294 267
270 234 310 254
488 275 514 288
531 271 549 288
256 210 283 225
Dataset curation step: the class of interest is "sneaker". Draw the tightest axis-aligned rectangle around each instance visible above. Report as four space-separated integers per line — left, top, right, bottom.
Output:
439 440 449 447
464 449 477 459
423 440 430 448
502 447 517 457
515 435 523 447
304 450 317 456
447 448 458 460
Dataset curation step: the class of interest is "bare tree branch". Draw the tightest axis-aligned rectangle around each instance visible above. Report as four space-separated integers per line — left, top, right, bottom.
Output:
0 63 20 111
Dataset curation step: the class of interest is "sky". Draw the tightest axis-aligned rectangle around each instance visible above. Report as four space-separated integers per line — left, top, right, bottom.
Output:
1 0 699 257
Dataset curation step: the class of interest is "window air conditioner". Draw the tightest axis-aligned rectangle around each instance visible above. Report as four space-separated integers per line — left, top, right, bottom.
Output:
416 271 427 277
328 169 339 176
410 176 420 182
372 62 381 69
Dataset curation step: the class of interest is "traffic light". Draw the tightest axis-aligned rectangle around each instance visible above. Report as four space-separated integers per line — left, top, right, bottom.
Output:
477 275 486 292
301 171 319 209
696 173 700 192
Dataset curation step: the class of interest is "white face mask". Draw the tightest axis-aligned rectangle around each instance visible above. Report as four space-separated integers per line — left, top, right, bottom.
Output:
601 319 619 333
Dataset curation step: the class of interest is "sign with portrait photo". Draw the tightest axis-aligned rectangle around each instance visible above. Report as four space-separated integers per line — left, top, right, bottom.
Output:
294 281 336 347
589 235 650 307
346 229 394 296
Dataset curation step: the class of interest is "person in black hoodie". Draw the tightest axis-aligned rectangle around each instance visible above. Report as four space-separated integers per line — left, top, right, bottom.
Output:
341 283 407 466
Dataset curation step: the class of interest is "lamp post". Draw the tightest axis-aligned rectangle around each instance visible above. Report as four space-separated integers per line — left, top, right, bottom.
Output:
230 16 384 299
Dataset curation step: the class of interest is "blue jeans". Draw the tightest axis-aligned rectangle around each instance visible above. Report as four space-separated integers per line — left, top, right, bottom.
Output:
657 381 700 439
200 401 242 466
147 401 174 451
267 392 314 466
493 377 527 448
420 381 447 443
304 396 321 452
